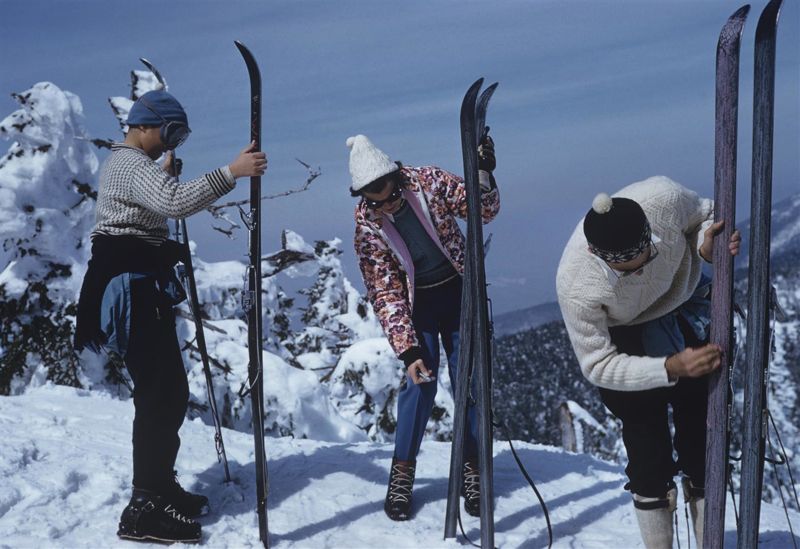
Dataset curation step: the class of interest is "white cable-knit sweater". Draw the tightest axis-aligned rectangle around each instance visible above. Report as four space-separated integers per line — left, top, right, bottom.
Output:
92 144 235 244
556 176 714 392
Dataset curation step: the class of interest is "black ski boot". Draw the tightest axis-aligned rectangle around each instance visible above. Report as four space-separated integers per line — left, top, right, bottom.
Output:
163 471 210 518
462 459 481 517
117 488 202 544
384 458 416 521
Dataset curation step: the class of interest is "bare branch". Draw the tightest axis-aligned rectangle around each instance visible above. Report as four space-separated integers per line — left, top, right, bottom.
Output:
180 339 233 374
174 307 228 334
263 248 316 277
206 158 322 237
212 225 236 239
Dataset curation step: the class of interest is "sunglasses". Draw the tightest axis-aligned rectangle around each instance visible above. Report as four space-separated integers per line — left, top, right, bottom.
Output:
609 241 659 278
137 98 191 150
364 183 403 210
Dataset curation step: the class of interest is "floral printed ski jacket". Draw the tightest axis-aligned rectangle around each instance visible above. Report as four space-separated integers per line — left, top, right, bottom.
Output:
354 166 500 358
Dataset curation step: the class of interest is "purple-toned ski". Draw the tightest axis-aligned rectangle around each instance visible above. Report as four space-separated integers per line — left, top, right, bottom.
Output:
703 6 749 548
738 0 783 546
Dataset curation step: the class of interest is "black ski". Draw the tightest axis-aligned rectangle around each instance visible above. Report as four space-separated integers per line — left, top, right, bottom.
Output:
444 77 497 548
703 6 748 548
138 58 232 483
738 0 783 547
234 40 270 549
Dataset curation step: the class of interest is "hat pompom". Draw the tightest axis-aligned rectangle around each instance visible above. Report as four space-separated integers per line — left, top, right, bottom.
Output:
346 136 357 148
592 193 613 214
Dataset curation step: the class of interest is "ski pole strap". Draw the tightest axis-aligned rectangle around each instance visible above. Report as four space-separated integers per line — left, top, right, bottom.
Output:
237 369 261 398
457 511 484 549
493 417 553 548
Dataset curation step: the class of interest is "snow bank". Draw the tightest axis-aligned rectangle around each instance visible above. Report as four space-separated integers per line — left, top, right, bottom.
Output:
1 384 798 548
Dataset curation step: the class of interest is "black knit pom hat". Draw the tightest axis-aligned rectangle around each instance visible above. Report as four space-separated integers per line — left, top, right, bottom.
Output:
583 193 651 263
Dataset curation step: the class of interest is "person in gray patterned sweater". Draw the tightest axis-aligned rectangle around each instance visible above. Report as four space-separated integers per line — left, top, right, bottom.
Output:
75 90 266 544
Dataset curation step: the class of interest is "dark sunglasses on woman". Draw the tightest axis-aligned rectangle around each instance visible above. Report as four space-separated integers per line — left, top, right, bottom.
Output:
364 182 403 210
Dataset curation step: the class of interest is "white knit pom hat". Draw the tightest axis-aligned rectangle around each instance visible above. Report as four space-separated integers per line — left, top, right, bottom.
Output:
346 134 399 192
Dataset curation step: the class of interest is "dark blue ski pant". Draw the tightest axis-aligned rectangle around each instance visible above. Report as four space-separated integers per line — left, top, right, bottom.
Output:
600 313 709 499
124 275 189 492
394 276 479 461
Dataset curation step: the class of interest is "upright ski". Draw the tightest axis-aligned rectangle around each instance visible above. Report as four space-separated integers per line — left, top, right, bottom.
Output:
738 0 783 547
703 7 748 548
235 40 270 549
138 58 231 484
444 77 498 548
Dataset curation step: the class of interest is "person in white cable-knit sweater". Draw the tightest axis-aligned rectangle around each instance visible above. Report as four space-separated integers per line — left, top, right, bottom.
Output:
556 176 740 549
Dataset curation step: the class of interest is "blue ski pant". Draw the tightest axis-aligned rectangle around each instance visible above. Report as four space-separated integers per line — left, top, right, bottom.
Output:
394 276 479 461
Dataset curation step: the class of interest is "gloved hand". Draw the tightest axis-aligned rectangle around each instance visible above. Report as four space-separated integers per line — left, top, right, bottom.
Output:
163 151 183 177
478 130 496 173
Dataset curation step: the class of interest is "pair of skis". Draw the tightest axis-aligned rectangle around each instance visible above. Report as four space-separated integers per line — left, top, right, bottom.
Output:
139 46 270 547
137 58 232 483
444 78 498 548
704 1 784 547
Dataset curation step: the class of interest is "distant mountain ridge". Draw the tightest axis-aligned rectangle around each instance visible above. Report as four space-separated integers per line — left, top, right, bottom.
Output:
492 301 562 337
493 190 800 338
737 190 800 268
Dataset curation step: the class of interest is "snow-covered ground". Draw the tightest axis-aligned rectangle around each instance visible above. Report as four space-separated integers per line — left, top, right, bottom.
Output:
1 385 797 548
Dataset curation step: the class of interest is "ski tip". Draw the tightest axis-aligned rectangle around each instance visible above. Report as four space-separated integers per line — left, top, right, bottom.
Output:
731 4 751 21
756 0 783 34
478 82 499 105
462 78 485 109
234 40 251 56
717 4 750 52
138 58 166 88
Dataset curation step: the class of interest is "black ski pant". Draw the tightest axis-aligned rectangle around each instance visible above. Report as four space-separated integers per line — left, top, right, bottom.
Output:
599 317 709 499
124 276 189 492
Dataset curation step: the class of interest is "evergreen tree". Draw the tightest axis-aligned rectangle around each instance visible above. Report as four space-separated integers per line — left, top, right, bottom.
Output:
0 83 98 394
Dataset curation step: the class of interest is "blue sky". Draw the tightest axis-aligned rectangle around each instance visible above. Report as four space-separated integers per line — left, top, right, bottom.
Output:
2 0 798 314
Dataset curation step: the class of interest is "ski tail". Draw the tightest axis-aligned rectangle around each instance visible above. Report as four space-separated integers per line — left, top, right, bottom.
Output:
738 0 783 547
704 6 749 549
235 40 270 549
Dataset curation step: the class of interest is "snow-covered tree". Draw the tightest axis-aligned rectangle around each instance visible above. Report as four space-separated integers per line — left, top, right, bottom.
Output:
0 82 98 394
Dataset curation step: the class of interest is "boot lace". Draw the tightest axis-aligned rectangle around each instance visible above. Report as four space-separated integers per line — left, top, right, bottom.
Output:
463 461 480 502
388 463 415 503
164 504 196 524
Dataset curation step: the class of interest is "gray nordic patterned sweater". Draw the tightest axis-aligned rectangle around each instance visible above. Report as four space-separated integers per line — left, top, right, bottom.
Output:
92 144 236 244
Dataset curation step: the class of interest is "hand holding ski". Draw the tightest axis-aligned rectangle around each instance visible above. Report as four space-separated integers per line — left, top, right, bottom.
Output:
229 141 268 179
699 220 742 262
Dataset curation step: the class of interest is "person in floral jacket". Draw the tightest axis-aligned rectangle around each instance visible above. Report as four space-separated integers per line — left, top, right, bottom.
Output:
348 134 500 521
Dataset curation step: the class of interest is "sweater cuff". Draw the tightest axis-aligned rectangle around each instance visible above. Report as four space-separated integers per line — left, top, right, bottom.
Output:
207 167 236 197
398 346 424 367
657 356 678 387
697 219 714 262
